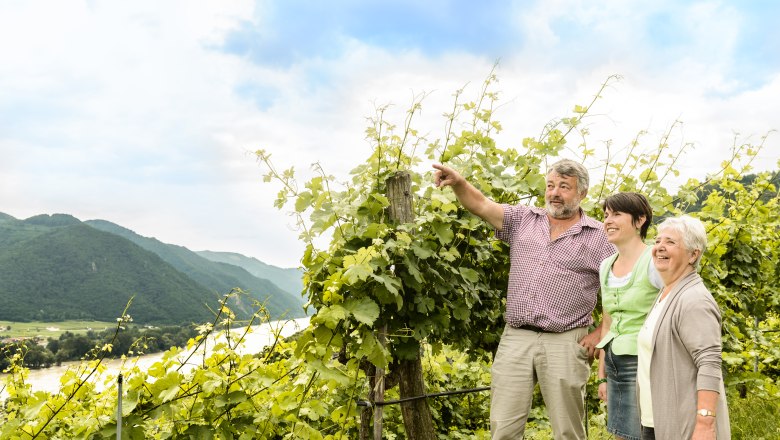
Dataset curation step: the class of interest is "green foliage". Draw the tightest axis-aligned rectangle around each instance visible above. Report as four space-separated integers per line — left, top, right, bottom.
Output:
0 341 55 370
256 70 780 434
686 154 780 389
257 69 579 378
1 297 362 439
0 221 216 324
728 389 780 439
369 345 492 439
0 322 193 372
1 73 778 437
86 219 305 319
0 215 305 324
2 326 775 438
196 250 305 299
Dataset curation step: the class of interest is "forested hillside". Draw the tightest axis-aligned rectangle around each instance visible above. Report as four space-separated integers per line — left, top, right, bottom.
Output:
197 250 303 296
0 214 305 324
85 220 306 318
0 218 215 324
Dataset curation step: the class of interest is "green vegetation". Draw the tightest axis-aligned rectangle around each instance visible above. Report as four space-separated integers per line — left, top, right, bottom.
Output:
0 321 200 371
728 389 780 439
0 320 113 339
86 220 306 318
257 70 780 438
0 221 218 324
0 73 777 438
0 214 306 324
2 303 776 438
197 250 304 297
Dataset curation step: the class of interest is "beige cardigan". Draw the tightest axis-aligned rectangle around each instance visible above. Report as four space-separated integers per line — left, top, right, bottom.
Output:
642 271 730 439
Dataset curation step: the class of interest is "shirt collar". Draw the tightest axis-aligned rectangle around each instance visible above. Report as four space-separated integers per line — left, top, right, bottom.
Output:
529 206 601 231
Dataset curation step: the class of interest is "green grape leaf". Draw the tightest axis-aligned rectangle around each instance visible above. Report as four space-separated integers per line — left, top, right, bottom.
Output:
344 297 380 325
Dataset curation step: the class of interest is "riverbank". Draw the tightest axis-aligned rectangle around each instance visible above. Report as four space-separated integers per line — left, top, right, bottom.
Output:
0 317 310 400
0 319 114 341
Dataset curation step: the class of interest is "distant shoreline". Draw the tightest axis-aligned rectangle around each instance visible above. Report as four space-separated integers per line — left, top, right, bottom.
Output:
0 317 310 400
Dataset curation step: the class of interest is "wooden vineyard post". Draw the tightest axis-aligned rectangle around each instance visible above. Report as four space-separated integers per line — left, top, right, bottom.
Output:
386 171 436 440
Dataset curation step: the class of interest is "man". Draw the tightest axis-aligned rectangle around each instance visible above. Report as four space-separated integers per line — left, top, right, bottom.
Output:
433 159 614 439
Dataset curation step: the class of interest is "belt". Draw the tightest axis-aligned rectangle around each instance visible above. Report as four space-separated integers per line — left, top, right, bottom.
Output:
515 324 552 333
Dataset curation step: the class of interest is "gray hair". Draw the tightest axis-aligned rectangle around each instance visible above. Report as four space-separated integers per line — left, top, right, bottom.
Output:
657 215 707 268
549 159 589 195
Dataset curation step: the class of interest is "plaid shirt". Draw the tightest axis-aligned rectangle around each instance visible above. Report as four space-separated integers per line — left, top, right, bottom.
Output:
495 204 614 332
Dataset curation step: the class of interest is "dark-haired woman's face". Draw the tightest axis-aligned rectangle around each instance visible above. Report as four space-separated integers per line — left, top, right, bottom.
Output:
603 208 640 245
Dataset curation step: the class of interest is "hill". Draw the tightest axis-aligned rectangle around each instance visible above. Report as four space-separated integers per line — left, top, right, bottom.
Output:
0 219 216 324
0 213 306 324
196 250 304 297
84 220 305 318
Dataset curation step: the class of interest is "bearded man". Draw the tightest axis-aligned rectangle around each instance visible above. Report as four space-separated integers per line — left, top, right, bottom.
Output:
433 159 614 439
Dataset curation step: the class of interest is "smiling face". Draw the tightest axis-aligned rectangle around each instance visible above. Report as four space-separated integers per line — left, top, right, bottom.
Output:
545 171 584 220
653 227 699 285
603 208 644 245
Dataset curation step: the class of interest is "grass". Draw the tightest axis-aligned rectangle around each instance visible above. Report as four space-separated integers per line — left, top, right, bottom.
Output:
729 389 780 439
0 320 115 340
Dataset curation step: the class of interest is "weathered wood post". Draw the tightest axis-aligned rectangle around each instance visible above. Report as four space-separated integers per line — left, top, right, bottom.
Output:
359 363 376 440
386 171 436 440
373 327 387 440
116 373 123 440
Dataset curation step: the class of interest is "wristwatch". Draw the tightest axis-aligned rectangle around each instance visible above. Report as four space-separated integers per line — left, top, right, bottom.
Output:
697 408 716 417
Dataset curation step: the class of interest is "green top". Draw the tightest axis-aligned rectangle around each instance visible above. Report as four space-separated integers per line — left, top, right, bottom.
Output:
596 246 659 355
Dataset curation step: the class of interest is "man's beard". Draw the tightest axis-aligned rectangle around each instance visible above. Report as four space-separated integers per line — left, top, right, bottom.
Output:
546 198 578 219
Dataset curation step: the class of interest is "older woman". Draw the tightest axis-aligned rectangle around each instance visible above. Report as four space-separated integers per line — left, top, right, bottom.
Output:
637 216 730 439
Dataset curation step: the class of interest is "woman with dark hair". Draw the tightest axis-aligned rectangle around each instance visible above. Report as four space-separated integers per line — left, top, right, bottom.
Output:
595 192 662 440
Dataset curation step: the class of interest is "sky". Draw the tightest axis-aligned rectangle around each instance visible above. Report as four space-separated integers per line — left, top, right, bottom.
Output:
1 0 778 268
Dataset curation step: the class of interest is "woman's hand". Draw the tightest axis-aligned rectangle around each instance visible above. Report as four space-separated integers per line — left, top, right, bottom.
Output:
598 382 608 402
596 348 607 402
691 416 716 440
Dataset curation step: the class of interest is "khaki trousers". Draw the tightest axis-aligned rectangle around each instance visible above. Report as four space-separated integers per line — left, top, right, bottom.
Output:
490 325 590 440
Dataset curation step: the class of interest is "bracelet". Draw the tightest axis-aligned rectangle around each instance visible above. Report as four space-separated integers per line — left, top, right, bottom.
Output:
595 378 607 385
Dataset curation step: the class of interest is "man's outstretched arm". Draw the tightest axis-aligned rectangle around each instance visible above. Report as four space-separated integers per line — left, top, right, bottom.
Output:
432 163 504 230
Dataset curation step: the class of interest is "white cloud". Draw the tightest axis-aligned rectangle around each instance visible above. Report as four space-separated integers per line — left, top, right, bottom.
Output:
0 0 777 268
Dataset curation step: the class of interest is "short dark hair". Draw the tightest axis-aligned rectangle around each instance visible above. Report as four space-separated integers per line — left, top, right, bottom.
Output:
602 192 653 239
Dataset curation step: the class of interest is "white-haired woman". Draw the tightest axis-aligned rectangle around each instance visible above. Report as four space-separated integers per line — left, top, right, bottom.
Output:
637 215 730 439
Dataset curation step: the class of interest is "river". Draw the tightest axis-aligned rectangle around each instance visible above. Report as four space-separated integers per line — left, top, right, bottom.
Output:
0 317 310 401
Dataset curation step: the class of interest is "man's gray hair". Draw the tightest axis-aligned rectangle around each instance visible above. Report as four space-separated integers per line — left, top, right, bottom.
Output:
549 159 589 195
657 215 708 269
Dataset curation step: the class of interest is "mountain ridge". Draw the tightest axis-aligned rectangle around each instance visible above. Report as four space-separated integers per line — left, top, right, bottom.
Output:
84 219 305 318
0 213 306 323
196 250 303 298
